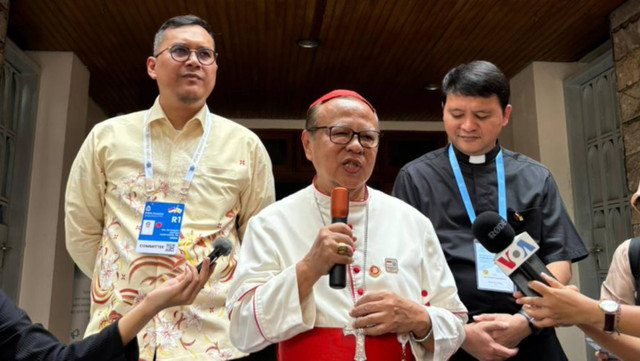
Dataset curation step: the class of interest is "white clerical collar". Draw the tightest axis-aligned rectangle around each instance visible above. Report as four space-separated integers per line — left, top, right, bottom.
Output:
451 144 501 165
468 154 486 164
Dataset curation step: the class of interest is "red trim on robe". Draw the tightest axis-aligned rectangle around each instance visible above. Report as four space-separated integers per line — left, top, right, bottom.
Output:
251 285 270 342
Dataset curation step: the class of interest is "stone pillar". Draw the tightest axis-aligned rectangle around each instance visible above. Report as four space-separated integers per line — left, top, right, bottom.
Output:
611 0 640 235
0 0 8 84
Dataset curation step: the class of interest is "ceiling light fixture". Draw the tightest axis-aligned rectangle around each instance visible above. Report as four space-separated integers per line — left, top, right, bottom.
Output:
297 39 320 49
423 83 440 91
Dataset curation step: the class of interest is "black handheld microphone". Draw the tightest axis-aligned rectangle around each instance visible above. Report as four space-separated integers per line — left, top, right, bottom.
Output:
329 187 349 289
472 211 555 297
196 237 233 273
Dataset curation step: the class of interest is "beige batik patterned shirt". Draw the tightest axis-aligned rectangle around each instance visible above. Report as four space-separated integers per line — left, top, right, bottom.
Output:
65 97 275 360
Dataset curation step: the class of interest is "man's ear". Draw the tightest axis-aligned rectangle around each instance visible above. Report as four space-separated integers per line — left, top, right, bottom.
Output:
301 130 313 162
502 104 513 127
147 57 157 80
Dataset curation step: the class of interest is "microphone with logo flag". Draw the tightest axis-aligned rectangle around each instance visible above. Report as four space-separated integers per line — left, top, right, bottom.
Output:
472 211 555 297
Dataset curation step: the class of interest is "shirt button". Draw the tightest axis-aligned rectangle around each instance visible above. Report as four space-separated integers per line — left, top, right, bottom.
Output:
421 290 428 297
357 288 364 295
353 266 361 273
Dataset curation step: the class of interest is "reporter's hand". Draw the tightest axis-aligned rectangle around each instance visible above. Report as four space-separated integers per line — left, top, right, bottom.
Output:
117 259 215 346
145 259 214 313
515 273 591 328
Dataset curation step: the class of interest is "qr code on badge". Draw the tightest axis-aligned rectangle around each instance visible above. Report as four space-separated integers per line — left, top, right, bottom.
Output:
165 244 176 253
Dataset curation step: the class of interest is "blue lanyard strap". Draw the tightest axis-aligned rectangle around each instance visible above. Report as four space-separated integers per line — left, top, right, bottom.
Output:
448 145 506 223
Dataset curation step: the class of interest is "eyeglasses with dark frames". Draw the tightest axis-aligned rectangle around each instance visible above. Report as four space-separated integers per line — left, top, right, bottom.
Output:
154 44 219 66
307 126 383 148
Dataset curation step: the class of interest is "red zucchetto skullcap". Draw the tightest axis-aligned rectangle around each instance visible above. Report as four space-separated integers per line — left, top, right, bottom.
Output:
307 89 376 114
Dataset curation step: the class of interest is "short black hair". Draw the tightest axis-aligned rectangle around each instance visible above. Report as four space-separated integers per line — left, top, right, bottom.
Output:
441 60 510 110
153 15 214 54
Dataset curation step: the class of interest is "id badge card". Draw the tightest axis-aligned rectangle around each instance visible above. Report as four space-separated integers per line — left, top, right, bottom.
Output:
136 201 185 255
474 240 515 293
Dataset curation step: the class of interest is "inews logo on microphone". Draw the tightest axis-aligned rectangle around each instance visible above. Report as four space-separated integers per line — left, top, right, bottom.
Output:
494 233 539 275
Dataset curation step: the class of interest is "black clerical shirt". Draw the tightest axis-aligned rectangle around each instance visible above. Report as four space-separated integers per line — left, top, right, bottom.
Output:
393 144 588 361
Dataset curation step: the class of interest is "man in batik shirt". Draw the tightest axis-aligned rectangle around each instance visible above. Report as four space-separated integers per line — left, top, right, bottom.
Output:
65 15 275 361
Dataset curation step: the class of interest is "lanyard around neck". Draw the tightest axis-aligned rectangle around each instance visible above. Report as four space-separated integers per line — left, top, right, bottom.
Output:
448 145 506 223
142 110 212 202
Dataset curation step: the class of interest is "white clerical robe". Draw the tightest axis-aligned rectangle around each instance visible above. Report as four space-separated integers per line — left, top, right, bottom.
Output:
226 185 468 360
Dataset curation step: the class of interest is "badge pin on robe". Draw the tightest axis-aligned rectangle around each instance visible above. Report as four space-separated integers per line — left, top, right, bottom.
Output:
385 258 398 273
508 208 524 225
369 265 381 278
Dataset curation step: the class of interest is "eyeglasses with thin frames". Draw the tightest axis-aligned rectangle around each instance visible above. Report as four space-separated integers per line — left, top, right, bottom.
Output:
154 44 219 66
307 126 383 149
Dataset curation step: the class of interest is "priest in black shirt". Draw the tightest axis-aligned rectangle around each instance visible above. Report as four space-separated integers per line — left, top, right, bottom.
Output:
392 60 588 361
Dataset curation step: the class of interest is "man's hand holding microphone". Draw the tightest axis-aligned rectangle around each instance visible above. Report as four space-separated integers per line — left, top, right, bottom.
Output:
295 187 354 301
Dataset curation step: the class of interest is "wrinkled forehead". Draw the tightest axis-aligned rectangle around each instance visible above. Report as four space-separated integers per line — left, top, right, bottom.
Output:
316 98 379 128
